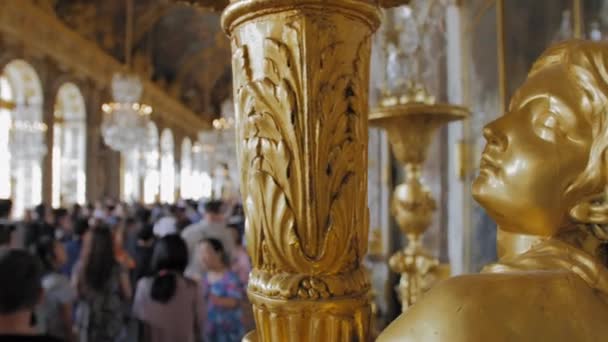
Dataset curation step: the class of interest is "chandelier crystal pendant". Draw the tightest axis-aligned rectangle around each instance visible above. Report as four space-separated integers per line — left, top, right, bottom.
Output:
100 0 152 153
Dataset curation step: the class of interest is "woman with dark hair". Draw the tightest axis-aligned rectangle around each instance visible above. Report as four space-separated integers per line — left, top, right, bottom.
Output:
198 237 244 342
132 234 202 342
72 226 131 342
0 250 62 341
34 237 75 342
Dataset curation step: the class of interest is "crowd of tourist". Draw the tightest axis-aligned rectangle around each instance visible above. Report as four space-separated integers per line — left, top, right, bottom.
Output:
0 197 252 342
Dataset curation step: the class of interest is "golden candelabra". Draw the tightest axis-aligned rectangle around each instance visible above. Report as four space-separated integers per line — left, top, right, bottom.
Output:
370 100 467 311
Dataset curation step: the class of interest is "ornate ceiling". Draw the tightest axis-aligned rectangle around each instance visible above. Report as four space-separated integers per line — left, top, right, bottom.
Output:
26 0 412 123
33 0 231 123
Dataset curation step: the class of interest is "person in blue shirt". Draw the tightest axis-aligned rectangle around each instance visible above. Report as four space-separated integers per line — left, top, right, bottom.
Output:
61 218 88 277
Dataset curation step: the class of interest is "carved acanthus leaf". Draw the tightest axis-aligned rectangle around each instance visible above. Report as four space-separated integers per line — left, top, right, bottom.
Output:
233 21 370 298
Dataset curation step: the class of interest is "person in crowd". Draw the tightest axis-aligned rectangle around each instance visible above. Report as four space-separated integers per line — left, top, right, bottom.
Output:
35 237 76 342
150 204 164 223
104 203 119 228
226 221 254 332
61 218 89 277
53 209 72 243
91 201 106 222
175 206 192 233
132 234 203 342
133 224 156 282
182 200 233 278
199 237 244 342
113 220 136 271
0 199 12 221
73 226 132 342
184 200 201 224
0 249 62 341
227 222 250 286
153 206 177 238
0 223 14 251
70 204 82 223
228 206 245 238
113 203 127 220
25 205 55 251
82 203 94 219
21 209 35 246
122 217 139 263
0 199 16 250
135 206 152 227
23 209 34 222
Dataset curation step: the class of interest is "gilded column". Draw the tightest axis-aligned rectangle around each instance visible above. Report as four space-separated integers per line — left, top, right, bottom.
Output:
221 1 380 341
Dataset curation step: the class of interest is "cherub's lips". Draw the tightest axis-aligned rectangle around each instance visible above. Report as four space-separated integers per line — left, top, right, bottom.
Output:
479 153 501 176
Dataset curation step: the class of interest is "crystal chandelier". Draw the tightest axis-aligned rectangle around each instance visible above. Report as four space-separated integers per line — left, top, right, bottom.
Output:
211 98 236 165
101 73 152 152
377 0 448 106
101 0 152 153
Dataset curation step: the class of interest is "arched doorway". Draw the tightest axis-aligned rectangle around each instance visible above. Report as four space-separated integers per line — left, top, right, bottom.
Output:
0 60 46 218
52 82 86 207
143 122 160 204
160 128 175 204
180 137 192 199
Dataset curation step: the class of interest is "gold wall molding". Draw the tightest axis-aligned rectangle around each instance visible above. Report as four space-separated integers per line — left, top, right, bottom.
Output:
223 0 380 340
0 0 209 136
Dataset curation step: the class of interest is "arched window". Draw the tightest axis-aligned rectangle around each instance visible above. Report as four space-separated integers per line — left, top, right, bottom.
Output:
192 142 212 200
1 60 46 218
180 138 192 199
160 128 175 204
52 83 86 207
143 122 159 204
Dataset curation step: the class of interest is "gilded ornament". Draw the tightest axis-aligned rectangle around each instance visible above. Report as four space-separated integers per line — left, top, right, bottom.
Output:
379 40 608 342
370 102 467 311
222 0 380 340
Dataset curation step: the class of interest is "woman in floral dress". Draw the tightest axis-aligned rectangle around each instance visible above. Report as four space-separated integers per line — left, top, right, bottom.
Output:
199 238 244 342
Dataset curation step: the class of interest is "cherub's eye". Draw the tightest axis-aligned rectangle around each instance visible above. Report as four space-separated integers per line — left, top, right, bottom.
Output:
533 111 561 142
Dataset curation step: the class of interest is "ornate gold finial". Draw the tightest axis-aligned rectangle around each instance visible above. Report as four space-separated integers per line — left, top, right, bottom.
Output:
222 0 380 340
379 40 608 342
370 102 467 311
0 99 15 110
371 0 467 313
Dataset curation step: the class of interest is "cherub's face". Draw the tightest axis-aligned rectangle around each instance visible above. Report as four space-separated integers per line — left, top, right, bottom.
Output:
473 65 592 236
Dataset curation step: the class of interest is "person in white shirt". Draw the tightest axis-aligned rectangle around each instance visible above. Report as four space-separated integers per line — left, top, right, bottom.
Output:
153 206 178 238
181 200 233 279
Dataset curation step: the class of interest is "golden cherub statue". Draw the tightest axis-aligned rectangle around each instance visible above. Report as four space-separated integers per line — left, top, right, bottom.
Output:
379 40 608 341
